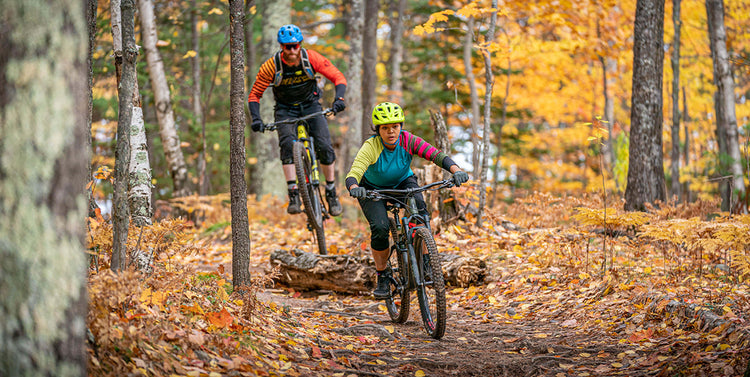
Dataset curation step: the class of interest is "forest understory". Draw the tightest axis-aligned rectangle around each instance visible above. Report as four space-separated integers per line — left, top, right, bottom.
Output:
87 191 750 376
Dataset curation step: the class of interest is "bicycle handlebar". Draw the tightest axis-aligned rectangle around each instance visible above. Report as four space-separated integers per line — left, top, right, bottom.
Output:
263 108 335 131
365 179 455 201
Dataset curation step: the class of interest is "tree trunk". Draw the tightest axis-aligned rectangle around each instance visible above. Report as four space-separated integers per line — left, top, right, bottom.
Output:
0 0 88 374
361 0 378 138
112 0 137 271
670 0 682 201
87 0 99 220
113 0 153 244
682 87 692 201
388 0 406 103
624 0 667 212
463 17 481 174
229 0 252 290
251 0 289 197
476 1 497 227
129 106 153 227
706 0 746 212
429 110 460 226
490 46 510 208
344 0 364 186
138 0 192 197
192 0 208 196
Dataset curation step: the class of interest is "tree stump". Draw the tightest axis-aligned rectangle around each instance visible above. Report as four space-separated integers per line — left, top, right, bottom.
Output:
269 249 487 294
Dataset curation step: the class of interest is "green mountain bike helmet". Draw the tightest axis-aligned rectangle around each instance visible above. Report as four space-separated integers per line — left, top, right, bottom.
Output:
372 102 405 127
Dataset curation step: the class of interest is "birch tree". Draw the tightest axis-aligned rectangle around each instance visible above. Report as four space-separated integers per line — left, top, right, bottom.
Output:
706 0 746 212
345 0 365 189
463 17 481 174
476 1 497 227
624 0 667 211
0 0 88 374
670 0 682 200
229 0 252 290
111 0 136 271
251 0 290 197
111 0 153 271
138 0 191 197
192 0 207 196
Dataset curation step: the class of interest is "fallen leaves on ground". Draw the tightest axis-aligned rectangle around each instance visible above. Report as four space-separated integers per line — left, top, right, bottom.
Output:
87 192 750 376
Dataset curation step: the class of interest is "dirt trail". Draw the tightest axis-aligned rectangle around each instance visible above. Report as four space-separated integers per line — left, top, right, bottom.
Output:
258 288 650 377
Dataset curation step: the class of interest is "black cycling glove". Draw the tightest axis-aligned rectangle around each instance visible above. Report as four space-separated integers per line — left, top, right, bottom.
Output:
350 186 366 199
452 171 469 187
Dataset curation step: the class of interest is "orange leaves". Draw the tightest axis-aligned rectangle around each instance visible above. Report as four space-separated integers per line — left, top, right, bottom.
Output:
206 308 234 329
627 327 655 343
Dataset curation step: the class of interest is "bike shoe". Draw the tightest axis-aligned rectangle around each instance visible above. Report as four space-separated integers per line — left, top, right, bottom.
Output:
287 189 302 215
373 268 392 299
325 188 343 216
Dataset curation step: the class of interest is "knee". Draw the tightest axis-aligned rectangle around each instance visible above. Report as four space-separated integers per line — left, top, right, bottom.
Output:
370 220 390 249
318 148 336 165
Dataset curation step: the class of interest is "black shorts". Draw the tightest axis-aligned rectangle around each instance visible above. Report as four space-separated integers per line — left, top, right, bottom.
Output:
357 175 428 251
274 101 336 165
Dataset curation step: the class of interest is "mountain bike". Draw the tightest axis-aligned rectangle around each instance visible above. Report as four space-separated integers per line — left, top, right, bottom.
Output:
265 108 334 255
364 179 456 339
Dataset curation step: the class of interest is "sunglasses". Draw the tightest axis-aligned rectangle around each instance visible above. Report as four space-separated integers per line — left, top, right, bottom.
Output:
282 43 300 50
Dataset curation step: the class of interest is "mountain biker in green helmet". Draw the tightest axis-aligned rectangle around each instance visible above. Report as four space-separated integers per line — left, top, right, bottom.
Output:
248 24 347 216
345 102 469 298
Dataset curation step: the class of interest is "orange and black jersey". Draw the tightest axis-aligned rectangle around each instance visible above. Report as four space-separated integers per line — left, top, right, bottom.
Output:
248 49 347 105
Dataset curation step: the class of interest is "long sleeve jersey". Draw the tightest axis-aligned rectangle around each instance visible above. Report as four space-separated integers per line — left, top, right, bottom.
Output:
248 49 346 105
346 130 456 190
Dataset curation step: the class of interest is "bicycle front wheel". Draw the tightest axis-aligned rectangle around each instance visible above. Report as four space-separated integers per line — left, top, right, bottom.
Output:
413 227 446 339
293 141 327 255
385 218 410 323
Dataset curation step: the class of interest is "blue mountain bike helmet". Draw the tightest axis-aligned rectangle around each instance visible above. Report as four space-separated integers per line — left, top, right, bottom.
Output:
277 24 303 44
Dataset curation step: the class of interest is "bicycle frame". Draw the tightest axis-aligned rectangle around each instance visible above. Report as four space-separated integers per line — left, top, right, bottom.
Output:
296 123 320 185
367 179 454 339
369 179 454 288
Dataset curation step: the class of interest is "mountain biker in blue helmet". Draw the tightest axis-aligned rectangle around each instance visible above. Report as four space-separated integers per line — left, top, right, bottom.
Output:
248 24 347 216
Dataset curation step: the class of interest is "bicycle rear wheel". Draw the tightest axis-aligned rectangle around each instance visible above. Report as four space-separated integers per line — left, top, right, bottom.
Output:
413 227 446 339
385 218 410 323
293 141 327 255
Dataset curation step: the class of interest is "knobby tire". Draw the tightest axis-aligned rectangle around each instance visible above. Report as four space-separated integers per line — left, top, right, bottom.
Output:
385 218 410 323
413 227 446 339
292 141 327 255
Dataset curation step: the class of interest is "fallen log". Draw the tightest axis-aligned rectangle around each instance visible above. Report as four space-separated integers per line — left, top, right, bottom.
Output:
269 249 487 294
269 249 376 295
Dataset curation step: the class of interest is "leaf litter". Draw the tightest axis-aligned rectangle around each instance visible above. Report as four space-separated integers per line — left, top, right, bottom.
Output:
88 192 750 376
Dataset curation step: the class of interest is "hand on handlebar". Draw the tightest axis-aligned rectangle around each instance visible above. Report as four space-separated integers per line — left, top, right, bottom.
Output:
331 98 346 114
350 186 366 199
452 171 469 187
251 119 265 132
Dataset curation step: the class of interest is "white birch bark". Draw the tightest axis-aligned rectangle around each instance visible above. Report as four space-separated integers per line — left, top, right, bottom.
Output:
346 0 364 177
463 17 481 174
128 107 153 226
706 0 746 210
476 1 497 227
138 0 191 197
112 0 153 228
252 0 289 197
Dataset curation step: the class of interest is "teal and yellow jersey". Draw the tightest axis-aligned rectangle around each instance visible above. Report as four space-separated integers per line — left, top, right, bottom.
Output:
346 130 454 190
